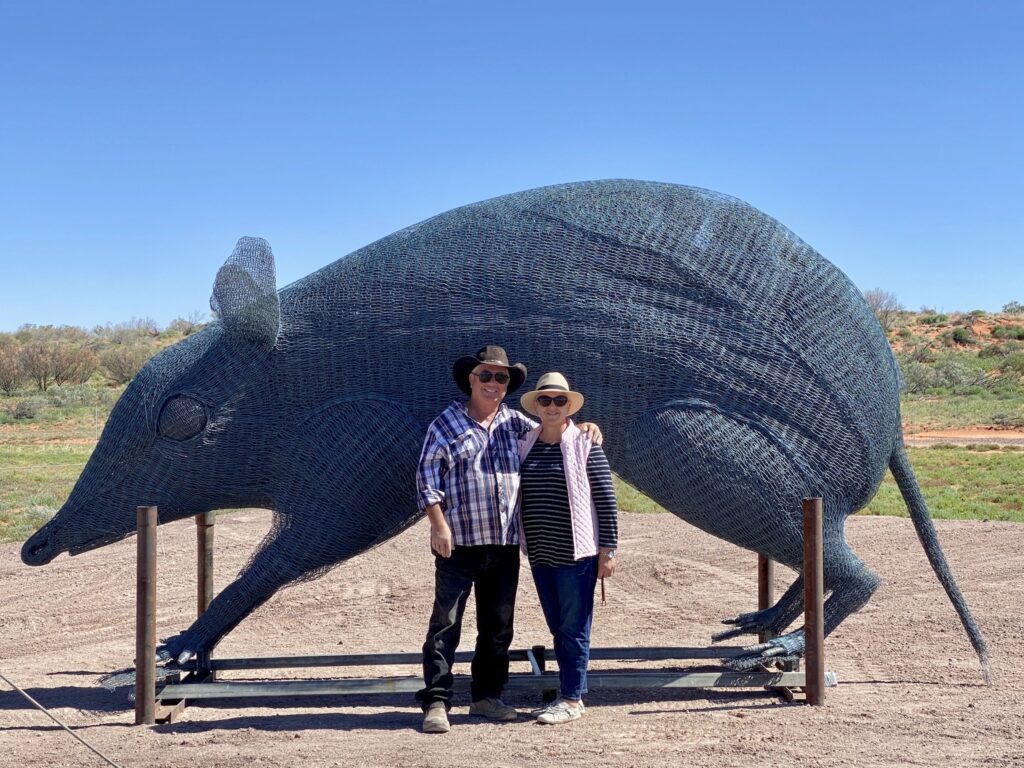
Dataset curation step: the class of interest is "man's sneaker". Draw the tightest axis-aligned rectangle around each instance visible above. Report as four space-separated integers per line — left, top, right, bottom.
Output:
468 697 518 721
536 699 584 725
422 701 450 733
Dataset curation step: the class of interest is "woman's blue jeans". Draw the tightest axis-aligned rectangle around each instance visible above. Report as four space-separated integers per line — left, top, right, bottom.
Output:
531 556 598 701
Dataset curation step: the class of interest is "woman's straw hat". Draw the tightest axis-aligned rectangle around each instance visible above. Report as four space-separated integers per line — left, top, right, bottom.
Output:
520 371 585 417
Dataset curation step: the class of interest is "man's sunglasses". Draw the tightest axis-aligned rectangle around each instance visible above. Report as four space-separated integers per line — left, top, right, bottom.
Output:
536 395 569 407
471 371 510 384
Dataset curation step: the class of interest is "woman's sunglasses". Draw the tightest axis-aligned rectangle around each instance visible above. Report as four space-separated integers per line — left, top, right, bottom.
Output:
536 395 569 407
471 371 510 384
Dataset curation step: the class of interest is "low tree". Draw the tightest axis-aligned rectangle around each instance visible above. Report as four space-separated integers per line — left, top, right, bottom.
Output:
51 344 99 386
19 342 54 391
863 288 904 333
101 344 153 385
0 341 22 394
1003 300 1023 315
167 310 207 336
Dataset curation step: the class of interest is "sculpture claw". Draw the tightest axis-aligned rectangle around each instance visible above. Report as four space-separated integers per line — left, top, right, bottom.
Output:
723 631 805 671
712 609 770 643
158 630 202 667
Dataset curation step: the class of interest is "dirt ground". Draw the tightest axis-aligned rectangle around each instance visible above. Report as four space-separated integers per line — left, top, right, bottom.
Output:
1 511 1021 768
902 428 1024 448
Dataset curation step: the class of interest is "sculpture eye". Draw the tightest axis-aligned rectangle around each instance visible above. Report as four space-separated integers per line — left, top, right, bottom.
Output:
157 395 208 441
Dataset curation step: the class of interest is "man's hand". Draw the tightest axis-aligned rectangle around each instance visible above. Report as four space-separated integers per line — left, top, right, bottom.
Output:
597 548 616 578
425 503 453 558
577 421 604 445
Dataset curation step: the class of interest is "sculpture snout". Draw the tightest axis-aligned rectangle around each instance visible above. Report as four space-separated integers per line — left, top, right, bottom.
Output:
21 530 56 566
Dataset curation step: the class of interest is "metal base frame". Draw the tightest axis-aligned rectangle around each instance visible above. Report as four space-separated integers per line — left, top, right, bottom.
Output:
135 500 830 724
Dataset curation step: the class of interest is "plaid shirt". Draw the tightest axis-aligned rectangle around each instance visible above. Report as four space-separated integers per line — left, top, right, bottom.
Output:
417 401 537 546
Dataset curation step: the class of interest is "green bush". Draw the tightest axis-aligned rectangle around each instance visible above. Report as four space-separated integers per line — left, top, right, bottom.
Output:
920 313 949 325
992 325 1024 341
979 342 1022 359
908 344 936 363
9 398 43 420
898 360 935 394
1000 353 1024 376
993 412 1024 429
944 327 974 346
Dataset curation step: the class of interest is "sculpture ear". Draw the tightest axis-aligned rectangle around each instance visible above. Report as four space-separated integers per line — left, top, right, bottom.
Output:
210 236 280 347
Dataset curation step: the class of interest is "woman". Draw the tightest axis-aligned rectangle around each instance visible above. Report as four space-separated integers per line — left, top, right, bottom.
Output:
518 371 618 724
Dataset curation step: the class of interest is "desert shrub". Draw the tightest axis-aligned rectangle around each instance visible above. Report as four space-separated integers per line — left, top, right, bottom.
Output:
930 357 988 394
899 356 990 395
908 343 936 363
8 398 44 420
18 342 55 391
992 324 1024 341
897 327 912 339
1000 353 1024 376
944 327 974 346
0 341 22 394
863 288 903 332
898 360 935 394
1003 301 1023 315
101 344 152 385
45 383 101 408
94 317 161 344
920 313 949 325
969 309 987 317
993 412 1024 429
51 344 98 386
979 342 1019 359
166 311 207 337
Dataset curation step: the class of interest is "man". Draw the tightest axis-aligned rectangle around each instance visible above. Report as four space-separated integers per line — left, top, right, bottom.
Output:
415 345 599 733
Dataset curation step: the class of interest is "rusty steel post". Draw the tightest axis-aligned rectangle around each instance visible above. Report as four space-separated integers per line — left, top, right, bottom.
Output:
135 505 157 725
757 554 775 643
196 511 215 617
803 497 825 706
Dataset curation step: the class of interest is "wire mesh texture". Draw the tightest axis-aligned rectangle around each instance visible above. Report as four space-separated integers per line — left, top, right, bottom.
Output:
21 179 987 674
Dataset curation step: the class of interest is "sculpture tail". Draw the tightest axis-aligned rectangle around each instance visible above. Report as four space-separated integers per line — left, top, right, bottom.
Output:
889 443 991 684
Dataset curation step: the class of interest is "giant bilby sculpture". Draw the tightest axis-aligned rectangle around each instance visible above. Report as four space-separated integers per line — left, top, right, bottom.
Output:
21 180 989 679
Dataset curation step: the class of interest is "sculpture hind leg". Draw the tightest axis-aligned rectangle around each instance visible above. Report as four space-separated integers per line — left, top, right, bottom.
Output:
713 574 804 642
621 401 812 635
726 527 881 670
621 400 878 667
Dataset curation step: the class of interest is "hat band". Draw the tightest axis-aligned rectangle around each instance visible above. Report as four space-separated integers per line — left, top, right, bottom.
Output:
537 385 570 392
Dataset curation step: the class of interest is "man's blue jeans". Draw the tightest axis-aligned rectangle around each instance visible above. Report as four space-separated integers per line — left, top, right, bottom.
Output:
531 556 598 701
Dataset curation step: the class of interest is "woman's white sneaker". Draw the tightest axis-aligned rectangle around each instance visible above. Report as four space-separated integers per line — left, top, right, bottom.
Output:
536 699 584 724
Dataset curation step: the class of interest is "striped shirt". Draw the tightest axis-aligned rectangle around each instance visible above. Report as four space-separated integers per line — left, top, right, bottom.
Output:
520 441 619 567
417 401 537 546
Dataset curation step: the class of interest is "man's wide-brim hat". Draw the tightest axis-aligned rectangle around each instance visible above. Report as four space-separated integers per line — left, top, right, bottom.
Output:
520 371 585 417
453 345 528 396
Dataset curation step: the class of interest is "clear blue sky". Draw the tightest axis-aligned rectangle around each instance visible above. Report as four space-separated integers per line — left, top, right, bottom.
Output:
2 1 1021 331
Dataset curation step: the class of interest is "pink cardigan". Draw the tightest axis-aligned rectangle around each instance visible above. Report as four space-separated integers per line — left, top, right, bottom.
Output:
517 420 599 560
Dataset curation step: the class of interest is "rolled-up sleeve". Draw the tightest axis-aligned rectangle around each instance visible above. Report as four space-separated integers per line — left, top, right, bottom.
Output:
416 426 447 511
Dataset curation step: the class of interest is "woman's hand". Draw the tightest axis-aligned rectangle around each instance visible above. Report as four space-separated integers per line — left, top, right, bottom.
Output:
598 548 616 578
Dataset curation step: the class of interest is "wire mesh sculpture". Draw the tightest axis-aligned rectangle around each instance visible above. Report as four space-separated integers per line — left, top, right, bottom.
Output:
21 180 988 679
